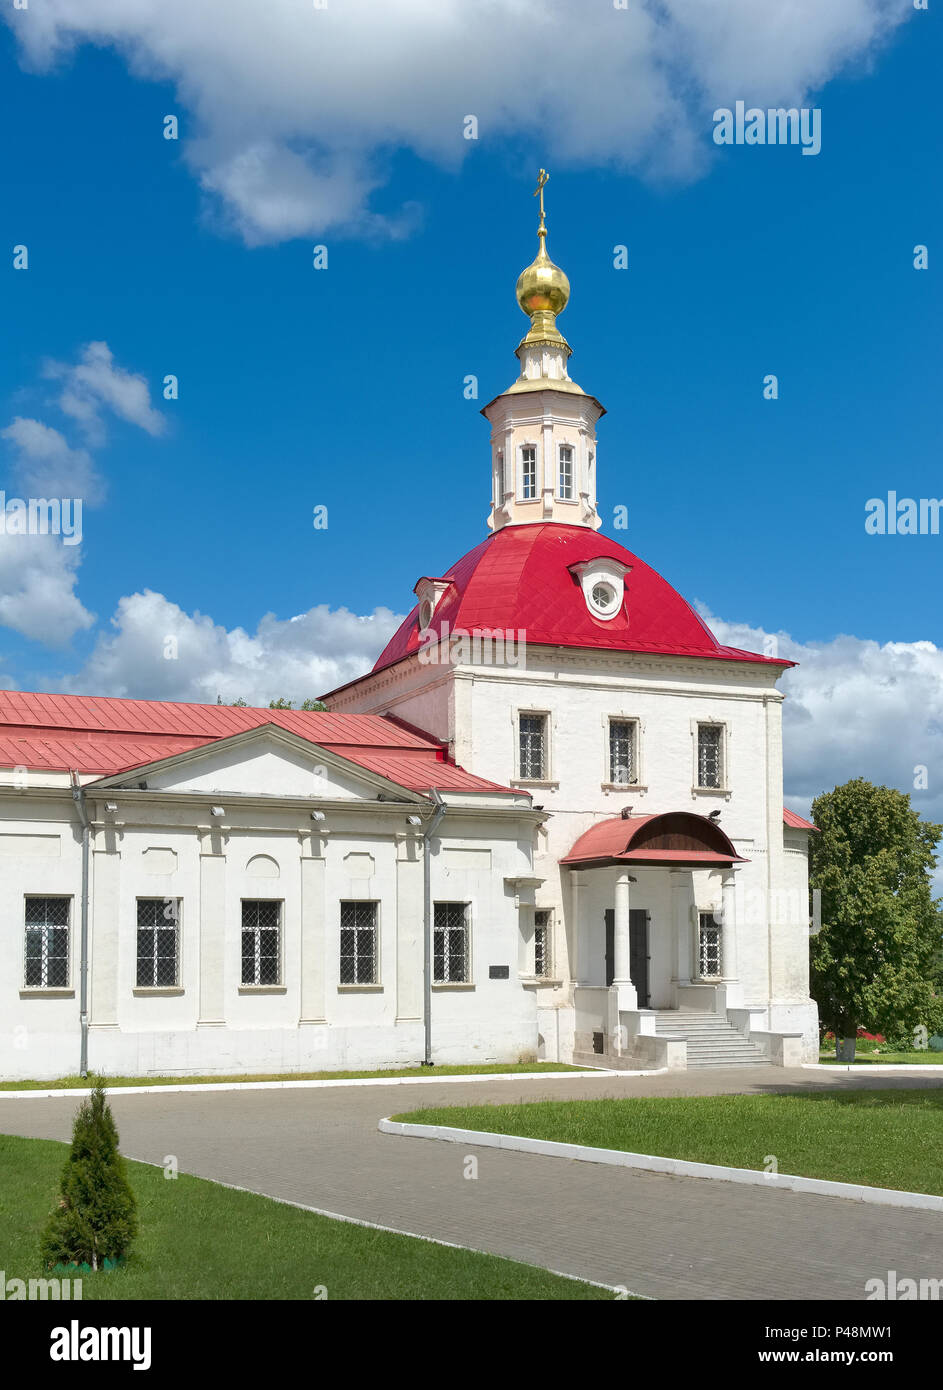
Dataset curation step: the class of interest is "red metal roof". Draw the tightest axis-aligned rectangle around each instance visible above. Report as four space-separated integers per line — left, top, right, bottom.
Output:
369 524 795 677
0 690 435 745
339 750 513 793
561 812 746 867
0 691 515 796
783 807 818 831
0 734 209 776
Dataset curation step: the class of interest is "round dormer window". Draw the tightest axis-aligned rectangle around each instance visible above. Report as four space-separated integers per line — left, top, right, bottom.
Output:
418 600 433 631
591 582 617 614
571 557 630 623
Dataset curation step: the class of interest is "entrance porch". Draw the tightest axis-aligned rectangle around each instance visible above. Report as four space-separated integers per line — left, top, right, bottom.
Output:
561 811 804 1069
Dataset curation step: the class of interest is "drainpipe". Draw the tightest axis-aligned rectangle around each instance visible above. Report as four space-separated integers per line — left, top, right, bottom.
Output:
70 771 91 1076
422 789 446 1066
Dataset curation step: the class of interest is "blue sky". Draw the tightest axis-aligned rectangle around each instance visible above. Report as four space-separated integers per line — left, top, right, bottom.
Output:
1 0 941 824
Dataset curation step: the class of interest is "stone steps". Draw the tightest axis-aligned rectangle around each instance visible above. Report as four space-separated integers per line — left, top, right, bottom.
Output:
655 1009 768 1067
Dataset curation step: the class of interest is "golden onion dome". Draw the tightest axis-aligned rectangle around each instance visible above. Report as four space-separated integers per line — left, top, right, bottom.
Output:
516 240 570 319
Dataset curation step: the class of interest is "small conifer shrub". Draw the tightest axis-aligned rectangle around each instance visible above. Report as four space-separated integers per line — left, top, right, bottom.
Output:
40 1078 137 1270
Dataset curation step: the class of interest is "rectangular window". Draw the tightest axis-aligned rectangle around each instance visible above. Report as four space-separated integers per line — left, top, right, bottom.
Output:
24 897 70 988
241 899 281 986
136 898 180 988
519 712 547 780
534 909 552 978
697 723 723 788
558 444 574 499
340 901 378 985
521 445 537 500
434 902 470 983
698 912 722 978
609 719 638 785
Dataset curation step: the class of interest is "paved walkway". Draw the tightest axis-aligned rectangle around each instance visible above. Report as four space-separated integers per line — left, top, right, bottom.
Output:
2 1067 942 1300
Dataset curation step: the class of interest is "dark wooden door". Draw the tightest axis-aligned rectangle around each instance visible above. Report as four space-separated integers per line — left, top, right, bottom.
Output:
604 908 650 1005
630 909 650 1007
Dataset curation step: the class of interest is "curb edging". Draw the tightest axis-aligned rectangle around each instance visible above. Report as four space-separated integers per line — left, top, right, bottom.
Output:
378 1118 943 1213
0 1066 666 1102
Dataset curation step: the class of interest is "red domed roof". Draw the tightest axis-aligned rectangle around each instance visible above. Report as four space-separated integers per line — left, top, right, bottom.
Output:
372 524 792 673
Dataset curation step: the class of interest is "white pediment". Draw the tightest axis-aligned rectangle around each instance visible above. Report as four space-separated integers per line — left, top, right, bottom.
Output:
99 727 417 803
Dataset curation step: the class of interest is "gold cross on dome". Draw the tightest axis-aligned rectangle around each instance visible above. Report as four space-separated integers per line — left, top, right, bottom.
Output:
533 168 549 222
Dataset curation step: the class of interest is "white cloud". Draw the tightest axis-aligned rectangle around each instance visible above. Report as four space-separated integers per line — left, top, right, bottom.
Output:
43 341 165 441
65 589 405 704
1 417 104 504
6 0 912 245
698 604 943 834
0 343 165 645
0 532 95 647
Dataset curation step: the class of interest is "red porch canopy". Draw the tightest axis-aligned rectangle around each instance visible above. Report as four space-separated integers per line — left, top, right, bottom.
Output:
560 811 748 869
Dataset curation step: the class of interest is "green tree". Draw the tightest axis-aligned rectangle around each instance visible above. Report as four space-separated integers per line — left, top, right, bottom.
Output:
40 1080 137 1270
268 698 326 711
810 779 943 1059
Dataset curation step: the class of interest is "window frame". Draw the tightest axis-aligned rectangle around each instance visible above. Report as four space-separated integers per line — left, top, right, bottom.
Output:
606 716 641 788
339 899 380 988
518 442 538 502
134 896 182 991
698 911 723 979
516 709 552 784
534 908 553 980
432 901 472 985
240 897 283 988
557 442 575 501
694 720 728 793
22 895 72 992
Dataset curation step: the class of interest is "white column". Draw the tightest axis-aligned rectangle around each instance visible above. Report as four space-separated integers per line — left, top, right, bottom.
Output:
721 872 738 982
608 870 636 1054
299 829 327 1027
541 418 554 518
671 870 691 994
198 829 227 1027
395 831 424 1022
569 870 582 983
89 829 121 1029
613 871 632 985
514 881 538 976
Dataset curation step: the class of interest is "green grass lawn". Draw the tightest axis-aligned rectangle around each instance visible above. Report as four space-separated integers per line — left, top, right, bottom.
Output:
818 1051 943 1065
0 1061 586 1092
0 1133 609 1300
395 1090 943 1195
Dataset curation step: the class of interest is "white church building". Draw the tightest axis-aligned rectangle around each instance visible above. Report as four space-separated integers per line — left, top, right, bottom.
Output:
0 185 819 1081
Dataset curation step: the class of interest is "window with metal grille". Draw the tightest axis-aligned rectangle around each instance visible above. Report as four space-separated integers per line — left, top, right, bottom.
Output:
434 902 469 983
698 912 722 978
24 897 70 988
609 719 638 785
340 901 378 984
521 445 537 499
558 444 574 499
136 898 180 987
241 899 281 985
519 713 547 780
697 724 723 788
534 909 552 978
